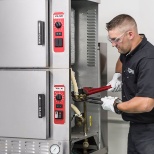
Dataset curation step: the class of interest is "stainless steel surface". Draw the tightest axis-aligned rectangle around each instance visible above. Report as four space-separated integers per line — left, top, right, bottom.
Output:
0 0 48 67
71 132 98 144
71 43 107 152
71 4 99 89
91 148 107 154
99 43 108 149
71 8 76 65
0 70 49 139
88 0 101 3
0 138 69 154
71 0 101 132
71 1 107 153
49 0 70 68
71 1 99 88
0 0 107 153
72 0 100 3
50 68 71 141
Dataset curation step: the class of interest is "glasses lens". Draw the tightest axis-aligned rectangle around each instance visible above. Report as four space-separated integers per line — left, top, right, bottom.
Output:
108 32 125 43
114 38 121 43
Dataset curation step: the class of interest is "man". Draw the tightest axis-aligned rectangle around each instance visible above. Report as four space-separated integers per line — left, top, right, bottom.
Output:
101 14 154 154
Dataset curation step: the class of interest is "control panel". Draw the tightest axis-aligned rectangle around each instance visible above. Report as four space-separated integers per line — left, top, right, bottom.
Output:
54 85 65 124
53 12 64 52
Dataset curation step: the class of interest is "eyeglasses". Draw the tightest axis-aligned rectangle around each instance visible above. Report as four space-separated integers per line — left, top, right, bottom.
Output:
108 32 126 44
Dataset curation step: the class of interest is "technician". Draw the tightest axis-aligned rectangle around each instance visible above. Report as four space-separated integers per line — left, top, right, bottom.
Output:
101 14 154 154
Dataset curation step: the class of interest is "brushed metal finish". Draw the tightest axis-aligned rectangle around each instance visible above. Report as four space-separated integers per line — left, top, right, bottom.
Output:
71 1 107 153
50 68 71 141
0 0 48 67
71 0 100 130
72 0 100 3
0 138 69 154
0 70 49 139
99 43 108 149
71 1 99 88
91 148 107 154
49 0 70 68
0 0 106 153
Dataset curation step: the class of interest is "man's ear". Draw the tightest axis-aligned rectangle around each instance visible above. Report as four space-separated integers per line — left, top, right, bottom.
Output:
127 31 134 40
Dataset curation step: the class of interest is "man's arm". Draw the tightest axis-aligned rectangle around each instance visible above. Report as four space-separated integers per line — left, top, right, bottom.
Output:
115 57 122 73
117 97 154 113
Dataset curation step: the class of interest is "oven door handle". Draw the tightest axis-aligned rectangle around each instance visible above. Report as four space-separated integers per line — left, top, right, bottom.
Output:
38 21 45 45
38 94 45 118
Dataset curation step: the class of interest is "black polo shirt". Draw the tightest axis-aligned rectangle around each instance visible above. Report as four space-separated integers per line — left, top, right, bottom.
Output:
120 35 154 123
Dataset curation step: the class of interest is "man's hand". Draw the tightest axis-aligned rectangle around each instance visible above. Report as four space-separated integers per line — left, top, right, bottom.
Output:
107 73 122 92
101 96 117 112
101 96 123 114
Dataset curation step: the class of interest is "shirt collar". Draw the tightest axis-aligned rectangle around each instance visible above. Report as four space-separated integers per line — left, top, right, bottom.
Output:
126 34 147 57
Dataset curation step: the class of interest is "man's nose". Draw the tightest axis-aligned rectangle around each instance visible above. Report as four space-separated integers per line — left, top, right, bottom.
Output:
111 41 117 47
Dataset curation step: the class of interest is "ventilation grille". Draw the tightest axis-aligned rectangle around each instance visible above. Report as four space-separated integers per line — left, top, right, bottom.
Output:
0 139 51 154
87 9 97 67
25 141 36 154
39 142 49 154
11 140 21 154
0 139 8 154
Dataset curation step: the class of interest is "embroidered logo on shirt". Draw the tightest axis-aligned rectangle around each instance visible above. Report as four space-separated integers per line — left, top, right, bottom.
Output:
127 68 134 74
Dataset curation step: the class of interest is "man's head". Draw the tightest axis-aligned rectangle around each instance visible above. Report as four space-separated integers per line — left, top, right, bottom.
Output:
106 14 140 54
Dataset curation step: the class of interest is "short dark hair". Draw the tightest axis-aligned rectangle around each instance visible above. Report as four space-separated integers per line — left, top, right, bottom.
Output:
106 14 137 31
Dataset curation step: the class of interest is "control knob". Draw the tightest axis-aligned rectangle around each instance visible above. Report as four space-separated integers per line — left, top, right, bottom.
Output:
56 94 62 101
55 22 62 28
